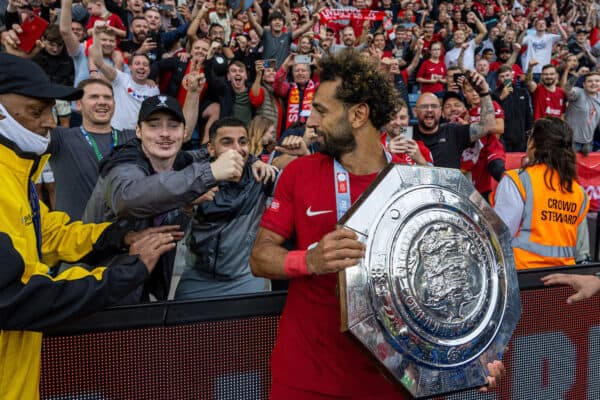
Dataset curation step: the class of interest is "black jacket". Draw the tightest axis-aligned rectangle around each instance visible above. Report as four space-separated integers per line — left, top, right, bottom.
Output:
493 86 533 152
83 139 216 302
188 161 272 281
33 51 75 87
149 57 188 98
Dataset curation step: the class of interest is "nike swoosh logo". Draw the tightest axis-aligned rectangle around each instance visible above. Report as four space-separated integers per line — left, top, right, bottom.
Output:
306 207 333 217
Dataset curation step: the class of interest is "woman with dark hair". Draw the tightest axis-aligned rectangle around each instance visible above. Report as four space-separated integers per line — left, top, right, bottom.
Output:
493 117 590 271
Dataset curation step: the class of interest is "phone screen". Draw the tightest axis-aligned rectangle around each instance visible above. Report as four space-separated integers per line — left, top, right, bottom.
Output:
17 14 49 54
262 58 277 68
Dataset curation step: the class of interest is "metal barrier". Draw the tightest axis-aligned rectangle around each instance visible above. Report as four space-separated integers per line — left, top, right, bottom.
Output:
41 264 600 400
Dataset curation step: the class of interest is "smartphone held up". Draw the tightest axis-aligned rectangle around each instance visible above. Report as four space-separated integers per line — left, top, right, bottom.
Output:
17 13 48 53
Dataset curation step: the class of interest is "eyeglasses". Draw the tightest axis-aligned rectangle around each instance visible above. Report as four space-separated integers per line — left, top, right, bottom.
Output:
416 104 441 110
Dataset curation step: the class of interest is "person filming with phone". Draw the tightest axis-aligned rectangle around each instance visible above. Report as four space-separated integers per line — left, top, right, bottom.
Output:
380 99 432 166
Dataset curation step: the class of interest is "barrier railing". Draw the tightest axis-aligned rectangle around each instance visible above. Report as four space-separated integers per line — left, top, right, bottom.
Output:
41 264 600 400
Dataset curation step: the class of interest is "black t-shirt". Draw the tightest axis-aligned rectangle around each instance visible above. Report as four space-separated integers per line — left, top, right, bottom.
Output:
413 123 472 169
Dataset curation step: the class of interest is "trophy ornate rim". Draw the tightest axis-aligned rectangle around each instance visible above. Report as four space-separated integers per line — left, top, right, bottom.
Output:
338 164 521 398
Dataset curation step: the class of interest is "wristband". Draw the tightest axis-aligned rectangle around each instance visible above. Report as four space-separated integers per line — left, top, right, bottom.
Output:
284 250 310 278
89 69 98 73
478 91 490 97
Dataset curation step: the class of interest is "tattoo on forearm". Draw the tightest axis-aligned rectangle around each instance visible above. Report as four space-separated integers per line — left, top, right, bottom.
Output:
470 96 494 141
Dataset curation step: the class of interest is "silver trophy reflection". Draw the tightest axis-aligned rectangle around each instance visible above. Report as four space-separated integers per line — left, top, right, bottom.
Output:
338 164 521 399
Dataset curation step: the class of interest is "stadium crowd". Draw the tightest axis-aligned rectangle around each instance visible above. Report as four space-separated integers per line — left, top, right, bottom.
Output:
0 0 599 397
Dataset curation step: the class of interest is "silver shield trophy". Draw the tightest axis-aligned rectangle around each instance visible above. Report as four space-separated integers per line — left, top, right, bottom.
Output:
338 164 521 399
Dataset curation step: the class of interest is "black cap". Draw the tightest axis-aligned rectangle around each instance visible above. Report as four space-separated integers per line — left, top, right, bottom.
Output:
138 95 185 124
0 53 82 101
577 28 589 34
442 91 465 106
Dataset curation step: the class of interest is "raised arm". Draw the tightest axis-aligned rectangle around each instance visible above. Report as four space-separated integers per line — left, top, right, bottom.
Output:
561 63 574 93
182 65 206 142
468 71 496 142
457 42 469 70
405 38 423 77
551 4 568 41
504 42 521 68
89 22 117 82
247 2 264 37
59 0 81 56
187 1 210 39
251 59 265 99
292 7 318 40
470 12 487 45
524 59 538 93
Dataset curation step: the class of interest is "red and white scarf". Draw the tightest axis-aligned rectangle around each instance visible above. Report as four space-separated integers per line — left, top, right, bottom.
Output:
318 8 388 23
286 80 316 128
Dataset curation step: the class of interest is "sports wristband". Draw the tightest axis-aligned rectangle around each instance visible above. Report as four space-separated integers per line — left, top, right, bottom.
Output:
89 69 98 73
284 250 310 278
478 91 491 97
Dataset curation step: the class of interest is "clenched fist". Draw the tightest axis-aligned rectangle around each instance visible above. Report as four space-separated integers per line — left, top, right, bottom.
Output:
210 149 245 182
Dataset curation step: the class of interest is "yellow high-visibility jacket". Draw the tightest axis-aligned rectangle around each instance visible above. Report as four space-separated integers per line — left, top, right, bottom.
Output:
0 140 148 400
505 164 589 270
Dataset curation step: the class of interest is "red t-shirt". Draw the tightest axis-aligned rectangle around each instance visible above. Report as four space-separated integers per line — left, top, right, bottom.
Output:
416 58 447 94
422 33 443 55
260 153 406 399
86 13 126 33
461 102 506 194
380 132 434 164
532 83 567 120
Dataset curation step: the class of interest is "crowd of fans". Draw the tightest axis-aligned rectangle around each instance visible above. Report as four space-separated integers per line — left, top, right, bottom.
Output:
0 0 599 300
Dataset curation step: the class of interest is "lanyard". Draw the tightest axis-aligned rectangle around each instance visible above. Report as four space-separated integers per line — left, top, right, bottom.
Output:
28 181 42 259
333 149 392 221
79 126 119 162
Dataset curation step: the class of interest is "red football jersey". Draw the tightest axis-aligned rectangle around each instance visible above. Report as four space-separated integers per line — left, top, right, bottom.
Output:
416 58 447 94
260 153 406 399
461 102 506 194
380 132 434 165
532 83 567 120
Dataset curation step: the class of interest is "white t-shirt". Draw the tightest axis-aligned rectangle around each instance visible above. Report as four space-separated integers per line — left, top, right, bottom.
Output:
110 70 159 131
493 175 523 238
445 39 477 70
522 33 561 73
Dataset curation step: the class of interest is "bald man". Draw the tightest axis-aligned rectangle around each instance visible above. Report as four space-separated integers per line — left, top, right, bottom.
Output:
412 71 497 168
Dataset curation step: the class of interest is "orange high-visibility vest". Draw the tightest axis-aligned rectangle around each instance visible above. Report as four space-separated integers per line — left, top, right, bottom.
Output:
505 164 589 270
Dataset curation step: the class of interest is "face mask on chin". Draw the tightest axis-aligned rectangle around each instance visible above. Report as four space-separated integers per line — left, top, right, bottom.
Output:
0 103 50 156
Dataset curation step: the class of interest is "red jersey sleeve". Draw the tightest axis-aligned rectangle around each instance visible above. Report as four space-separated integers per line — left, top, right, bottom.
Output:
249 86 265 108
260 161 297 239
108 13 126 32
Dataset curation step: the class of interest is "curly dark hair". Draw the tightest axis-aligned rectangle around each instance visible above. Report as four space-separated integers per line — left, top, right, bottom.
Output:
318 49 400 130
526 117 577 193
